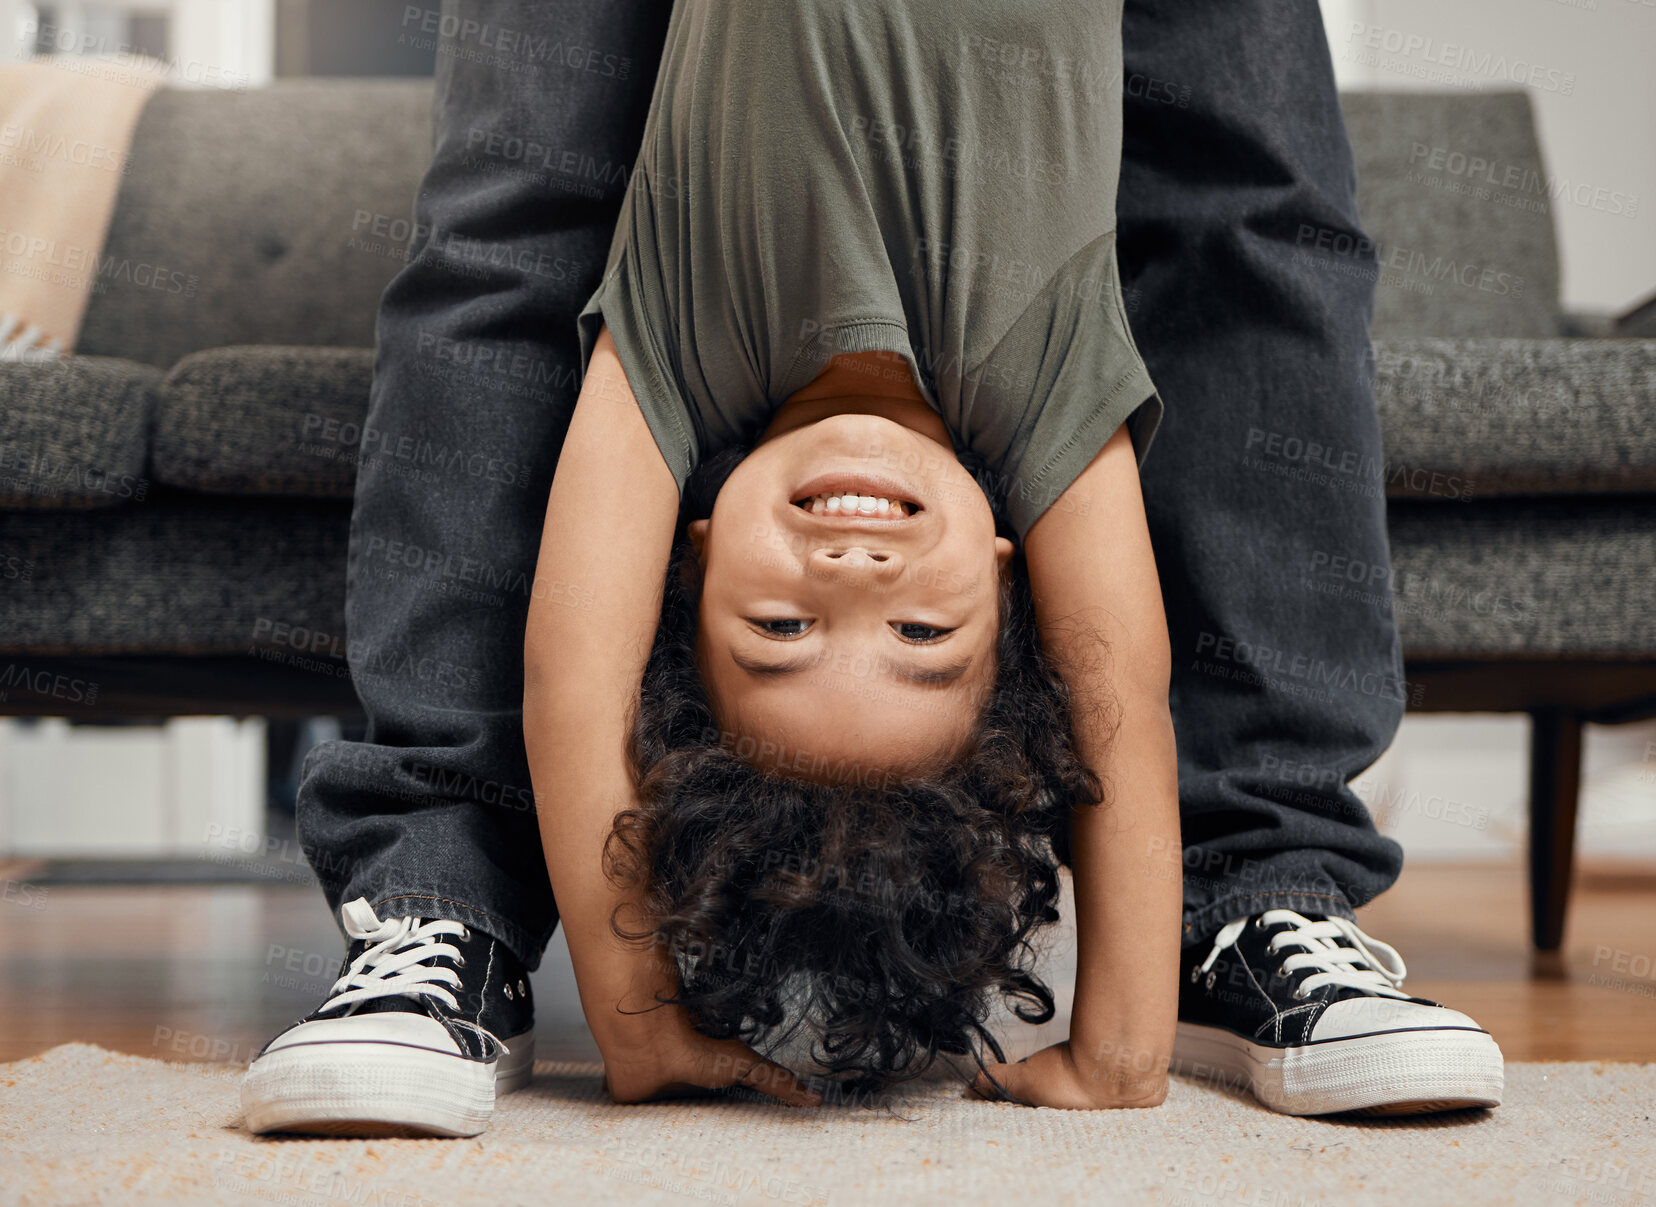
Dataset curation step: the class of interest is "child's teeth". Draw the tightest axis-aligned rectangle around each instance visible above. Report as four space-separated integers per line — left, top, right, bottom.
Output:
801 492 911 516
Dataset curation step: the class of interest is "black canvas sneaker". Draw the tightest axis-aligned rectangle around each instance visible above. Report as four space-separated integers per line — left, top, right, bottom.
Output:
240 897 535 1137
1174 909 1503 1116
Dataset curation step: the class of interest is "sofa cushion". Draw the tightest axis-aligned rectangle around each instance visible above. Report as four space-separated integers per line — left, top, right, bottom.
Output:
1373 337 1656 497
153 346 373 496
0 355 160 510
0 491 349 655
75 80 433 369
6 488 1646 662
1387 497 1656 658
140 335 1655 502
1341 91 1561 339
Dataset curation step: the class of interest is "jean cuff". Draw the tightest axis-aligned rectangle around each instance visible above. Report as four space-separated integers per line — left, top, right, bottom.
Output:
1181 887 1357 949
366 891 547 971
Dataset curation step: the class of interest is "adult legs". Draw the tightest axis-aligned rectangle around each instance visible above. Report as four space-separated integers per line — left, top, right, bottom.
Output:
1117 0 1407 946
295 0 673 966
299 0 1403 967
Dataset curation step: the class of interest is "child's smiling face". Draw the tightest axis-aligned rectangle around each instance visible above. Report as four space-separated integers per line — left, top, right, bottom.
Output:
688 354 1013 781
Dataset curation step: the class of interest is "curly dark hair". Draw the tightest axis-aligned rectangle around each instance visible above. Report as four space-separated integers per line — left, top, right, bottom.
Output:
604 444 1111 1100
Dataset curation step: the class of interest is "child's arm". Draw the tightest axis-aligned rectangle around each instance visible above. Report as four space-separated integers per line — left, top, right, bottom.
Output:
523 324 821 1107
971 421 1183 1109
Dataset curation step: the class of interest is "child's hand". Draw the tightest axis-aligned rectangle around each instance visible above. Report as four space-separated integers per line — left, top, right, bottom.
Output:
599 1003 824 1108
967 1041 1168 1110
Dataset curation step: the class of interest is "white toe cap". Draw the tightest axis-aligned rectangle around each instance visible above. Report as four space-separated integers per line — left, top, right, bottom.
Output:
1311 996 1485 1042
262 1010 463 1057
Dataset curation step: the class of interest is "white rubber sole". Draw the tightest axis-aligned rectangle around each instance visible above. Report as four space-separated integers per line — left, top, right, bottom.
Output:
495 1027 536 1094
240 1029 535 1138
1173 1021 1504 1116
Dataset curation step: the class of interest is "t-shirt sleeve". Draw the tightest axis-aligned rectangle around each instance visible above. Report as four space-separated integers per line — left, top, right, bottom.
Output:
575 171 699 497
961 228 1162 541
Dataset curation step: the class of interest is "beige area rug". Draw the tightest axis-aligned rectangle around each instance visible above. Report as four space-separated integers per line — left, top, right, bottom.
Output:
0 1044 1651 1206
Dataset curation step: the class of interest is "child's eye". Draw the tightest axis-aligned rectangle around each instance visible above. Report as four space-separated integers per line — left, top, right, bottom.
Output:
892 622 952 643
750 618 812 638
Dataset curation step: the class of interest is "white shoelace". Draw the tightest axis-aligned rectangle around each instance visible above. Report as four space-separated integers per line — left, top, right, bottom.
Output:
0 313 64 363
318 897 471 1016
1196 908 1410 1001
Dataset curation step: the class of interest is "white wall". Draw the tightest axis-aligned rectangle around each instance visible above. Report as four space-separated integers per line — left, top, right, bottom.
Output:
1323 0 1655 315
169 0 274 88
2 1 273 85
1 0 28 57
0 718 266 858
1353 715 1656 863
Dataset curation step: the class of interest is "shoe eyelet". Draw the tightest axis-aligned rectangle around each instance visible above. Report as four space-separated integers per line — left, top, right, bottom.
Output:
1189 966 1200 983
517 978 527 996
1253 917 1269 931
1292 987 1308 1001
504 983 515 1000
453 954 466 969
1204 971 1217 990
459 927 470 942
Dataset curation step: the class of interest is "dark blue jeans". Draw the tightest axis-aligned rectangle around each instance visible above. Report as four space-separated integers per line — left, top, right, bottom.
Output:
296 0 1404 968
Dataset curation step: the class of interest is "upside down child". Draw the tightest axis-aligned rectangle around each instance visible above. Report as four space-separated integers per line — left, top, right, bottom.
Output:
522 0 1180 1109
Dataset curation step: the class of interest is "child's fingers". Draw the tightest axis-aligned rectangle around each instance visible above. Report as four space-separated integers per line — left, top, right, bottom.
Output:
717 1043 824 1108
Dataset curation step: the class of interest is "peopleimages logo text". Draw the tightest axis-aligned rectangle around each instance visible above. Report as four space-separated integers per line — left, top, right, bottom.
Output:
1294 225 1524 299
1345 23 1576 94
1407 143 1637 219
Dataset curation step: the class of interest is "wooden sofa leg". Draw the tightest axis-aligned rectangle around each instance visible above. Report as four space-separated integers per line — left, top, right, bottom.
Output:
1528 708 1583 952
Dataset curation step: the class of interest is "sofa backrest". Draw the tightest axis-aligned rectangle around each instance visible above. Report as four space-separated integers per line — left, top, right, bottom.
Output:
76 79 433 368
1340 90 1561 340
74 80 1562 363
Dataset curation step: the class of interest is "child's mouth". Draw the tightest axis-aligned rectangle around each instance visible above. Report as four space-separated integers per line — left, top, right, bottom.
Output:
792 492 919 518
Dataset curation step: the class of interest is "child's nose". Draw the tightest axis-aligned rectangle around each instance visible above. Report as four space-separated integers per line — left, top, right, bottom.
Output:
815 546 901 574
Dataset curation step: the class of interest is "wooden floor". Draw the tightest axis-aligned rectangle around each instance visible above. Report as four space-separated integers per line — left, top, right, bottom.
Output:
1353 861 1656 1062
1 859 1652 1067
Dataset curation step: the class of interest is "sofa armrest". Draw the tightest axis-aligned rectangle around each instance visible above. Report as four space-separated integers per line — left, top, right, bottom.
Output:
1373 336 1656 498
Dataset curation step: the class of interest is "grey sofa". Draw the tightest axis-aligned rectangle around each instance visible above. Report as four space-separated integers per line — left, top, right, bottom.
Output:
2 81 1651 950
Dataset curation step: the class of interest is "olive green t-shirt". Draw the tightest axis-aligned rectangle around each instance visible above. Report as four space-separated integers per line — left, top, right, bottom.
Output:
576 0 1161 540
